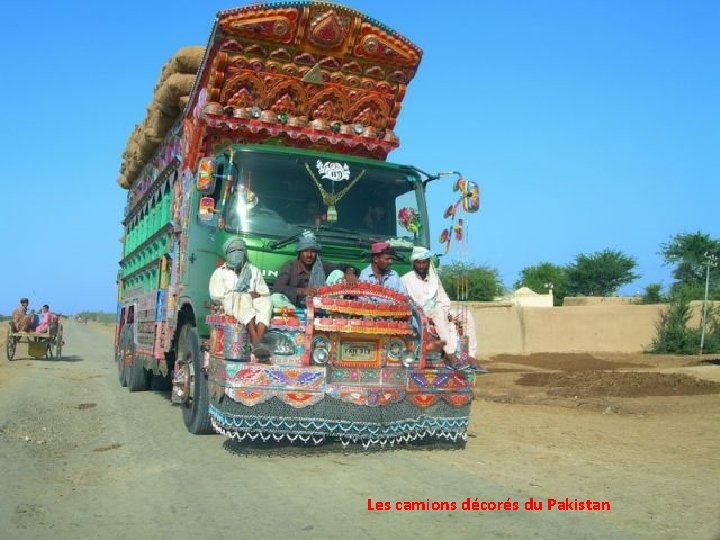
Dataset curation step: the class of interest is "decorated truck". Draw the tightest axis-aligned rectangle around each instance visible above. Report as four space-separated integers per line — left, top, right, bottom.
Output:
116 2 478 447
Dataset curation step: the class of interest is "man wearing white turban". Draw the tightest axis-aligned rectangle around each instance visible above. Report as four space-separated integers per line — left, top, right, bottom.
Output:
209 238 272 355
402 246 480 368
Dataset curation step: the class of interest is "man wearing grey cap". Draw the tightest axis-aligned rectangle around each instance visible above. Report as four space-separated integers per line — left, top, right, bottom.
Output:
273 231 357 307
209 238 272 355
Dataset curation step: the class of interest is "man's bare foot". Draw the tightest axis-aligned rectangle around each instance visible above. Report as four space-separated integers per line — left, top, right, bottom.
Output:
456 357 487 373
444 353 460 366
444 353 487 372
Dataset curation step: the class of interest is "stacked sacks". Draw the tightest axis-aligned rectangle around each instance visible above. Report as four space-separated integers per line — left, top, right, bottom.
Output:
118 46 205 189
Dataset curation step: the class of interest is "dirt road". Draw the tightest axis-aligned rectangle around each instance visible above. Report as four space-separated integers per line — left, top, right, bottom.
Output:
1 322 718 539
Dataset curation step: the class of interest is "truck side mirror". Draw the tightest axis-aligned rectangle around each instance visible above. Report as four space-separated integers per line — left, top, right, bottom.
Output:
462 181 480 213
196 157 216 194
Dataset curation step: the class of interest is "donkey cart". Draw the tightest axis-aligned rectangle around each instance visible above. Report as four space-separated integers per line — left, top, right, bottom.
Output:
6 320 63 360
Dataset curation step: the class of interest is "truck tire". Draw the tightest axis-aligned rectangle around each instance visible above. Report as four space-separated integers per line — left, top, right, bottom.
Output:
178 324 213 434
127 354 147 392
125 322 147 391
117 327 129 387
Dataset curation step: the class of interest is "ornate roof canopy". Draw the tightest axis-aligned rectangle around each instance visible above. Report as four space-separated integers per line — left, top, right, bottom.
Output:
189 1 423 159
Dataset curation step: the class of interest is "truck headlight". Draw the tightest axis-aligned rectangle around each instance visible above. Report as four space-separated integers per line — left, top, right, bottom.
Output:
312 348 328 365
401 350 416 368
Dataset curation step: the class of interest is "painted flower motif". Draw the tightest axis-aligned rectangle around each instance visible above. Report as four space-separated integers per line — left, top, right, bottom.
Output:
443 202 458 219
397 207 422 235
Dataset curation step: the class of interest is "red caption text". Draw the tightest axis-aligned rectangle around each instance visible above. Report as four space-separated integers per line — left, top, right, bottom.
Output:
368 497 611 512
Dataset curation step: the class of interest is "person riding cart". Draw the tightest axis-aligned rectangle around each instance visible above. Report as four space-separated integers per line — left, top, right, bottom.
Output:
11 298 35 333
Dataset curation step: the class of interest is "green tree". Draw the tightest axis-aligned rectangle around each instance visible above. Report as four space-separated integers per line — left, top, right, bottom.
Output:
438 262 504 301
660 232 720 299
514 262 568 306
565 249 639 297
639 282 664 304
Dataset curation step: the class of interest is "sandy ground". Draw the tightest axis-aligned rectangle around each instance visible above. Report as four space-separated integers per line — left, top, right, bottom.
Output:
0 322 718 539
470 352 720 539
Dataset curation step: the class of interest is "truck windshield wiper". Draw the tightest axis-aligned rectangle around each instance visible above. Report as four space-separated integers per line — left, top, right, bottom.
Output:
266 233 301 250
266 225 371 251
317 224 364 236
317 224 372 242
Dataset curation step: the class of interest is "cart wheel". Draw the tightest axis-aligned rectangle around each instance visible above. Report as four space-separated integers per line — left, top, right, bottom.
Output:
55 330 63 359
6 336 16 361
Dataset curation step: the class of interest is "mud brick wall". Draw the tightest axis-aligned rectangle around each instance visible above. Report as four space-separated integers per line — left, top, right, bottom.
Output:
463 302 711 355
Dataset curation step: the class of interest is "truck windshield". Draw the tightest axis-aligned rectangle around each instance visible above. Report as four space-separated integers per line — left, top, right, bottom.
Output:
223 151 426 243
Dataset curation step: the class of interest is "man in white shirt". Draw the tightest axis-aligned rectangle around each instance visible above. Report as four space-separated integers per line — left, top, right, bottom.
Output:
209 238 272 355
401 246 482 370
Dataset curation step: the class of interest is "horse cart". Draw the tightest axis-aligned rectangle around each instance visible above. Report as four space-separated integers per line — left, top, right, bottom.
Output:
6 319 63 360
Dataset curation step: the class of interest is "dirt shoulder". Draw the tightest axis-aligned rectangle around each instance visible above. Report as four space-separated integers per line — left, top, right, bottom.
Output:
467 352 720 538
477 352 720 411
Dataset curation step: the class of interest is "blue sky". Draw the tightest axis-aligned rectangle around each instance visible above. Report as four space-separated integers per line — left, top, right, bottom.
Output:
1 0 717 314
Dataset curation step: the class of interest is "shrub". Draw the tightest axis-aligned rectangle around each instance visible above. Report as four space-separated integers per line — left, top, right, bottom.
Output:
649 294 720 354
639 283 664 304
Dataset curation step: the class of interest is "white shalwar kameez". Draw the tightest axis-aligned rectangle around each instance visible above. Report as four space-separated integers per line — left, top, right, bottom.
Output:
402 270 460 356
209 264 272 327
402 266 478 358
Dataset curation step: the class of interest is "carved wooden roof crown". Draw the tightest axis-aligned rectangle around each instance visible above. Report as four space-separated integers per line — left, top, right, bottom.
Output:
188 1 423 159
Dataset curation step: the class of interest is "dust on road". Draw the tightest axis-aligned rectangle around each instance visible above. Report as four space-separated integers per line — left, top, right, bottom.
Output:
1 323 718 539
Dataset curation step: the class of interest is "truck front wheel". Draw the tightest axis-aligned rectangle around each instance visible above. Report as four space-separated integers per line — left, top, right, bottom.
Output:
178 324 213 434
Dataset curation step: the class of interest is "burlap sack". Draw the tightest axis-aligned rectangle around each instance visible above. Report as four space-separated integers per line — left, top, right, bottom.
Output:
118 46 204 189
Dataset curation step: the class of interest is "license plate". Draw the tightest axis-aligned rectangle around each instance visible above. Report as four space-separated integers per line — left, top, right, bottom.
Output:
340 341 377 363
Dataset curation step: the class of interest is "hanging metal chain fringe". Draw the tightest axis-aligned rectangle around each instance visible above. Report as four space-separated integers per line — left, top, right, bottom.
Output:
304 163 366 221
